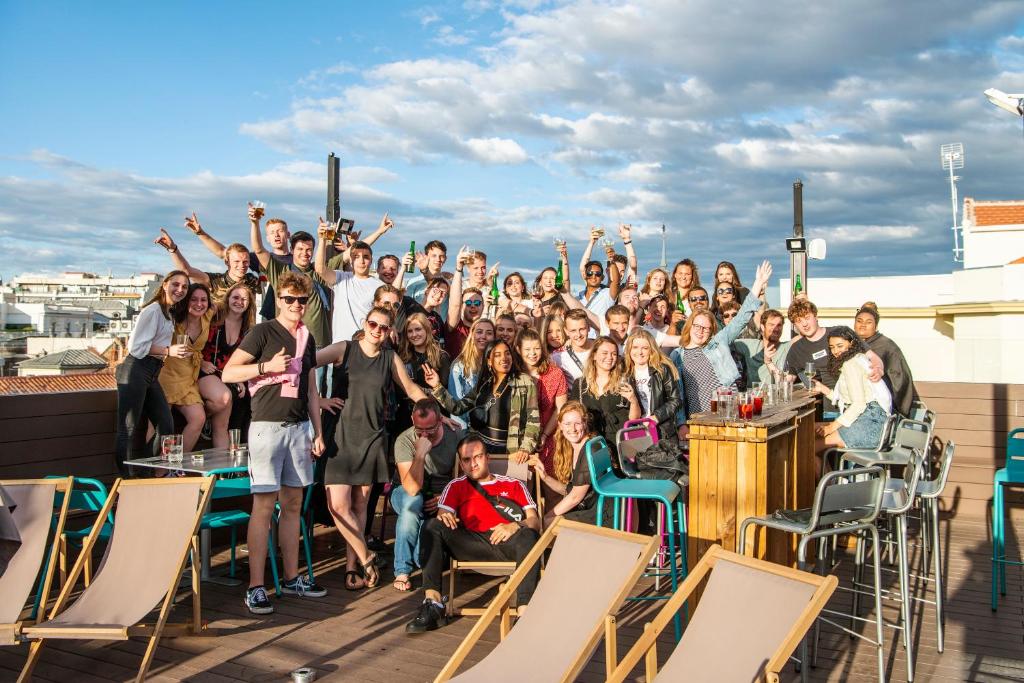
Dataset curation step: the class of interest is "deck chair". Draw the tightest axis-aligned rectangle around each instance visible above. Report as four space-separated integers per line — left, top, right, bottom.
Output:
448 455 535 617
18 477 215 683
0 478 72 645
436 518 658 682
607 544 837 683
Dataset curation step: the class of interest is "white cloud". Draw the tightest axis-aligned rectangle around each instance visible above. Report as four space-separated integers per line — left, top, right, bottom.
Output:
463 137 529 164
823 225 923 243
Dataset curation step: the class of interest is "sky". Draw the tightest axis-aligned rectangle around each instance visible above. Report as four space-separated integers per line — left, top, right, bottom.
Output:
1 0 1023 285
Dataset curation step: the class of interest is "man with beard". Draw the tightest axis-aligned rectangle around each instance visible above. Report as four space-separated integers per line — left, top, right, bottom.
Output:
734 308 792 387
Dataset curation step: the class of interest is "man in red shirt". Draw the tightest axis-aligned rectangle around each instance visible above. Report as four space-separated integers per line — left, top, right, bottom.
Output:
406 433 541 634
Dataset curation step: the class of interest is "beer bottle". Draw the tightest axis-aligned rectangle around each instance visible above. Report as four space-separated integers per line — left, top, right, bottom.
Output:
676 289 685 313
406 241 415 274
794 273 803 295
555 260 563 290
489 272 500 319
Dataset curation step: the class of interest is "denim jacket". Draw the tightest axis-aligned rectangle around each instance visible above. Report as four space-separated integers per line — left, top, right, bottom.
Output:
448 359 477 403
670 293 761 402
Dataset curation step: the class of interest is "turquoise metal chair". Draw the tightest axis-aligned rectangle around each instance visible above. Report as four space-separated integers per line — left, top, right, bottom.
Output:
584 436 687 639
992 429 1024 610
203 469 253 581
267 483 317 596
47 477 113 589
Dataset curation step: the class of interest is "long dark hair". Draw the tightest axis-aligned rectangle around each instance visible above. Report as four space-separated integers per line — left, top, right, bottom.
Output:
826 325 869 378
474 339 521 396
170 283 212 325
143 270 189 320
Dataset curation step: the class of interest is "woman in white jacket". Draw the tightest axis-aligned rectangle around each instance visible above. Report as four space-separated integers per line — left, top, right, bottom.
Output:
811 326 893 457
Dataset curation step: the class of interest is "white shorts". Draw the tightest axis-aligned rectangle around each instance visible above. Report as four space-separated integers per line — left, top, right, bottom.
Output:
248 421 314 494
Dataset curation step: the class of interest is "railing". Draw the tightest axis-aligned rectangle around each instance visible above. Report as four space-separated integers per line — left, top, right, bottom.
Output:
0 382 1020 518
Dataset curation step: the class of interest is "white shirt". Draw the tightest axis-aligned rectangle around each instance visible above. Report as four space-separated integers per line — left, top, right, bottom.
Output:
128 304 174 360
331 271 384 343
633 366 652 415
552 346 590 383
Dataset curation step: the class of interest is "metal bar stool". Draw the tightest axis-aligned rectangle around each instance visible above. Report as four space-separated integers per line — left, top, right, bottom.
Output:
993 428 1024 611
739 465 887 682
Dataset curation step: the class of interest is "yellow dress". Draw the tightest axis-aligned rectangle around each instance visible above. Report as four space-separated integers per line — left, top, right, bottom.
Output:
159 309 214 406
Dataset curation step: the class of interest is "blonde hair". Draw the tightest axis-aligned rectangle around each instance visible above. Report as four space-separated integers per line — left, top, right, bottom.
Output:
641 267 670 296
624 328 678 380
582 336 625 397
456 318 495 377
215 281 256 332
679 311 717 348
553 401 593 485
399 312 444 371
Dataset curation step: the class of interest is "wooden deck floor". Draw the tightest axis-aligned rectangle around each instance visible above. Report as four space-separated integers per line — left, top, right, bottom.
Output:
3 507 1024 682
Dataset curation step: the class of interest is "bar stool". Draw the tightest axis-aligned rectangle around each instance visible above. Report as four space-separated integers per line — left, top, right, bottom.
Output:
584 436 687 639
993 429 1024 611
738 465 887 682
882 440 955 652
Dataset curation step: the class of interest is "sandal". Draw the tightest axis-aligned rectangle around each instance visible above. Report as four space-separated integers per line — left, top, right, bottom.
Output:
345 570 365 591
361 553 381 589
392 575 413 592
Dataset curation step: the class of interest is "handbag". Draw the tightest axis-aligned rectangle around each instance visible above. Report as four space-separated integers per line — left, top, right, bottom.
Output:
467 477 526 524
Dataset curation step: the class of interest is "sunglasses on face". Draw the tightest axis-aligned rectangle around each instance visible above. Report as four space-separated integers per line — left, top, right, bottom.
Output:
716 287 734 295
689 295 709 303
366 320 392 334
586 270 603 277
464 299 482 306
279 295 309 305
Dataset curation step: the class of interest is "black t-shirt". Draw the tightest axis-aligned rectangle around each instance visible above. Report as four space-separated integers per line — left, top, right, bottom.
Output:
784 328 837 410
569 377 632 455
238 319 317 424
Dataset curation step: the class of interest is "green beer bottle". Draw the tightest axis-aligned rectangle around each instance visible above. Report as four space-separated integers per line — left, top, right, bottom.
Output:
794 273 803 295
406 241 416 274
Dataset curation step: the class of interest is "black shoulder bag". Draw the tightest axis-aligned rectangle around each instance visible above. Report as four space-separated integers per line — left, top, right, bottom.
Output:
467 477 526 524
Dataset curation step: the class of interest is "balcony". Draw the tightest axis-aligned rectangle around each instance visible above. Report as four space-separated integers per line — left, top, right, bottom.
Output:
1 383 1022 681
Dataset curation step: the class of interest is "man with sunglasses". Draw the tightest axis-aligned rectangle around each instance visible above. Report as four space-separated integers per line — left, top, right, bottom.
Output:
223 271 328 614
315 231 384 344
686 286 711 314
390 399 464 592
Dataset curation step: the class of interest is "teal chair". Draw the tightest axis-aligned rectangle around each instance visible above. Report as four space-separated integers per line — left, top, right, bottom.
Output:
584 437 687 639
266 484 317 596
201 469 254 580
47 477 113 590
992 429 1024 610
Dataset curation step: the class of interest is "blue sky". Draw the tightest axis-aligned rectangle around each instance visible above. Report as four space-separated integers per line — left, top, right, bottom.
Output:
2 1 1023 284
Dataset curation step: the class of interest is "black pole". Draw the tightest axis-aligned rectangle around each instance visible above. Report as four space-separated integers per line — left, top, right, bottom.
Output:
327 153 340 224
793 180 803 237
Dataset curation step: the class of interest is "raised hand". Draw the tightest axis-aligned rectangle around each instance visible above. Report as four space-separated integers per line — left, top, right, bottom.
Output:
415 250 429 272
265 347 291 374
184 212 204 236
752 260 773 295
378 212 394 233
247 202 261 225
589 226 602 242
317 216 332 240
154 228 177 252
618 223 632 240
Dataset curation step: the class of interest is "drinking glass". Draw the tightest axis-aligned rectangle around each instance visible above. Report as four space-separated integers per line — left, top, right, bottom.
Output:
232 447 249 466
804 361 817 388
251 200 266 219
593 227 605 238
191 449 205 464
166 434 184 464
781 377 794 403
553 238 567 249
160 434 176 461
175 333 189 349
229 428 241 452
709 388 720 414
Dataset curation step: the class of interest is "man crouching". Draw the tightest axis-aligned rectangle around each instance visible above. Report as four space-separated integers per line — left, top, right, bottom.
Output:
406 433 541 633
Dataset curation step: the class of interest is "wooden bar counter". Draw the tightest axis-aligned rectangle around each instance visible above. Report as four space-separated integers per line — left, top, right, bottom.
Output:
686 390 818 578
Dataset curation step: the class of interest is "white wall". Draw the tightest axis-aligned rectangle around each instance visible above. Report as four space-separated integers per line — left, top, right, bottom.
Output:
963 223 1024 270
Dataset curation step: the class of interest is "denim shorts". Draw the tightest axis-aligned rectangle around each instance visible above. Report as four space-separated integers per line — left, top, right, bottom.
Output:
248 421 314 493
838 402 888 450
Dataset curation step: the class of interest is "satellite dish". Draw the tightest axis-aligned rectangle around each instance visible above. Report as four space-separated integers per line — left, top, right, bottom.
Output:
984 88 1024 116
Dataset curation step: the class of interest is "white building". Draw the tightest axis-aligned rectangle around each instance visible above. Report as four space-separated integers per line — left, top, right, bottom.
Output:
781 198 1024 384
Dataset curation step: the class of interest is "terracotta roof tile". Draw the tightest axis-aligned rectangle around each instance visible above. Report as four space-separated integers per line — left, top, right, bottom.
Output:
966 199 1024 227
0 371 116 396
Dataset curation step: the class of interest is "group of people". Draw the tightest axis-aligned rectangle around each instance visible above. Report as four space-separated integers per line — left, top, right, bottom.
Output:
115 204 918 628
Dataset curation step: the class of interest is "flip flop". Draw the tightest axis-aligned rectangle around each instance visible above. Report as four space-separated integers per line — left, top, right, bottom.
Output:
392 576 412 592
361 553 381 589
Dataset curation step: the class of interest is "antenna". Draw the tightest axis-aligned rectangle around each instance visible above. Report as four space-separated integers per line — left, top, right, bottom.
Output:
659 224 667 269
939 143 964 262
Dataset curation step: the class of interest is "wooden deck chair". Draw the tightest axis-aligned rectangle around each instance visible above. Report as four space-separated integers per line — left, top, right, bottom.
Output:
436 518 658 682
607 544 837 683
447 454 537 617
0 478 73 645
17 477 215 683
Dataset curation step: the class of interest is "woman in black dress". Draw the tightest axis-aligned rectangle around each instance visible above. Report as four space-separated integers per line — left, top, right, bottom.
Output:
316 306 430 590
569 336 641 459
